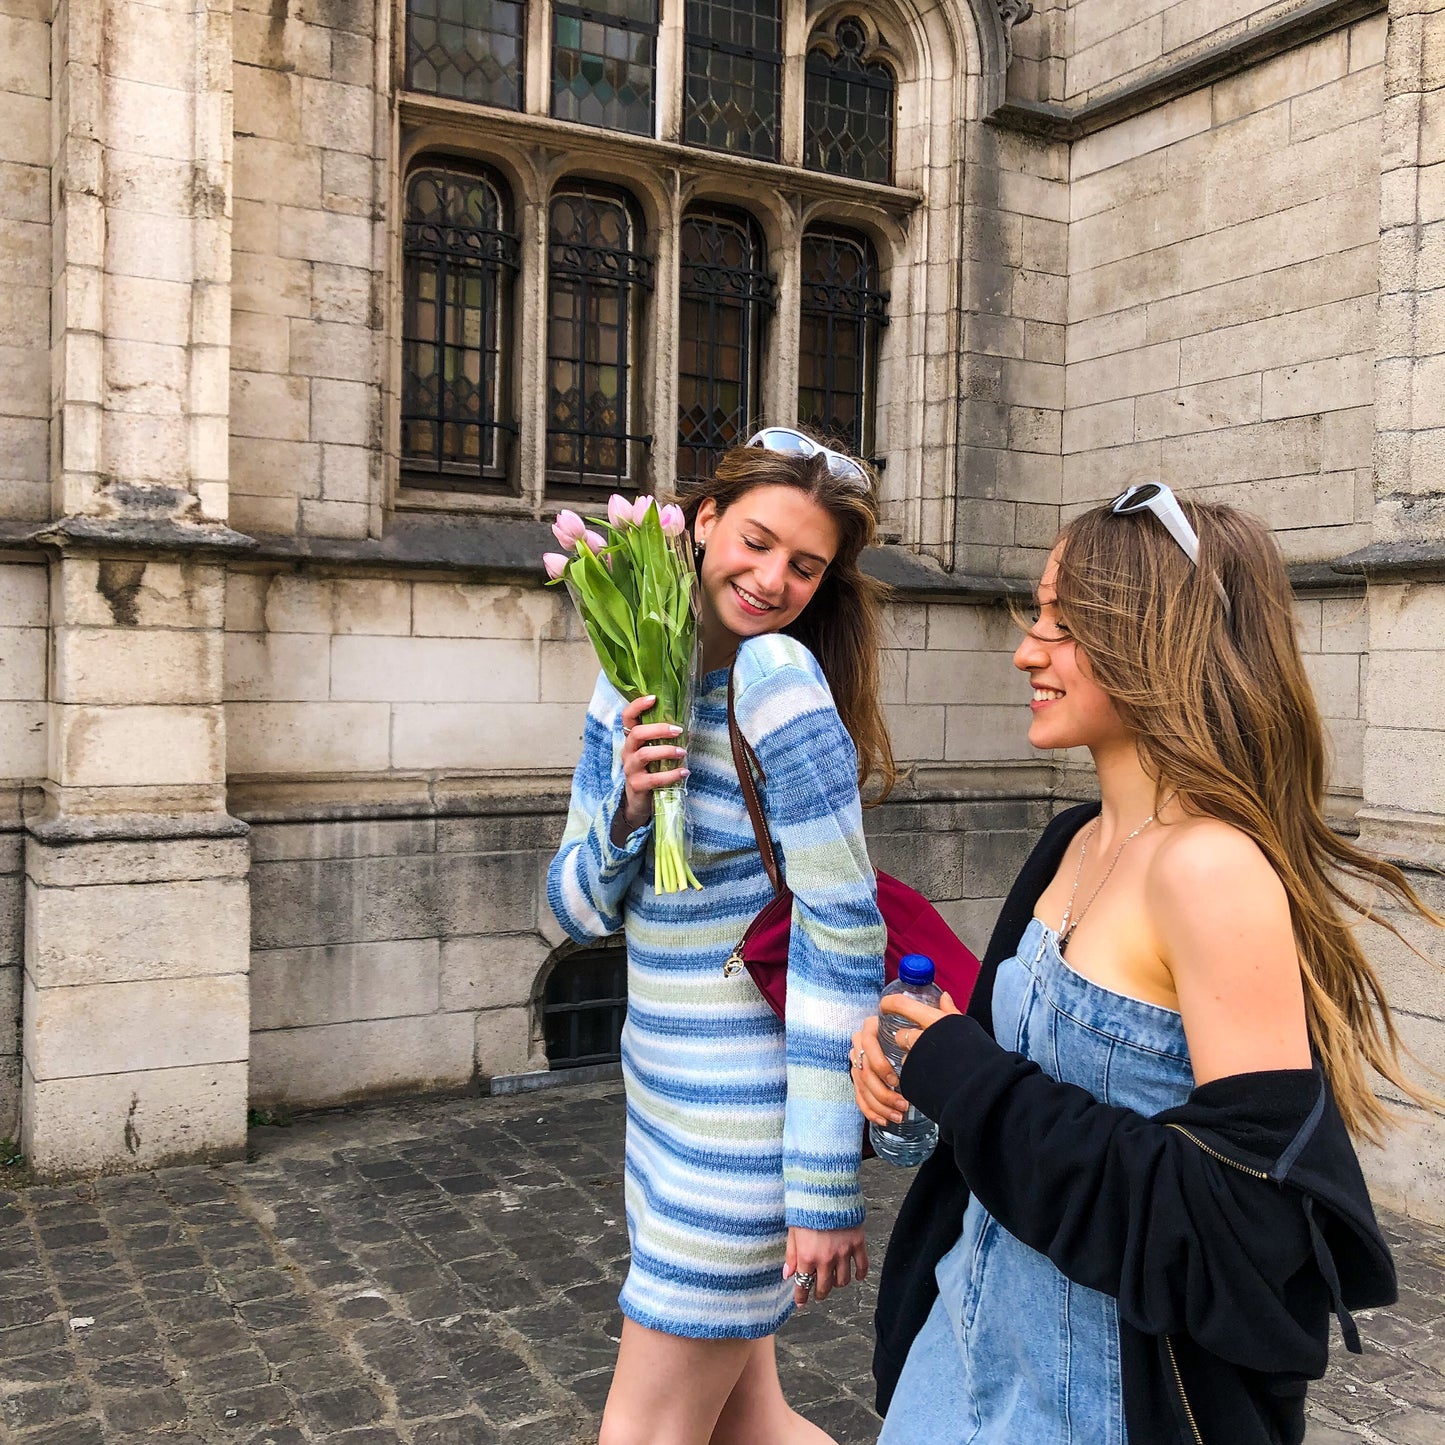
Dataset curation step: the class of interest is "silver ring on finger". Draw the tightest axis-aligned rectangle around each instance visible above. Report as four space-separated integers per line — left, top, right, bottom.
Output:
622 726 632 735
793 1270 816 1293
850 1047 867 1071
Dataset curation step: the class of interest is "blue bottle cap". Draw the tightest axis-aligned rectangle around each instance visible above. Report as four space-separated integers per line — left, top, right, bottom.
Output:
897 954 935 986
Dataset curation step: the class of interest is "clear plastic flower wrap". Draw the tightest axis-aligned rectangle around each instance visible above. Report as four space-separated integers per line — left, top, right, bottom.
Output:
545 497 703 893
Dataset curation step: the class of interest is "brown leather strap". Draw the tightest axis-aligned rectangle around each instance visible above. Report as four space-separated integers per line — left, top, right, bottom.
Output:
727 662 783 896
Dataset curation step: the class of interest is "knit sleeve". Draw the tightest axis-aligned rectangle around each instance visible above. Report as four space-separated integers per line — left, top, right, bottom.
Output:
546 673 652 941
733 636 885 1230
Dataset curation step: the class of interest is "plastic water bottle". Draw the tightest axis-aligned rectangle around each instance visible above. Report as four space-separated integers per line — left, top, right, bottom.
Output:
868 954 941 1167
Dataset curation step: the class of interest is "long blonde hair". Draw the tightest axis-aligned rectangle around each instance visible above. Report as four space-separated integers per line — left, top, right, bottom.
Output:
1055 499 1441 1141
677 445 897 803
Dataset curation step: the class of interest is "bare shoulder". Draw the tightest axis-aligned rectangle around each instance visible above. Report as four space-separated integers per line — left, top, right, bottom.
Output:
1146 815 1290 930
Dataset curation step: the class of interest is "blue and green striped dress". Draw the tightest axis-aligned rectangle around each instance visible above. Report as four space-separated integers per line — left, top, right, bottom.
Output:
547 634 886 1339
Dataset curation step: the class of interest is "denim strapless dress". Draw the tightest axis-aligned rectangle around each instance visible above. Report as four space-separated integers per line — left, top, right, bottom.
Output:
878 918 1195 1445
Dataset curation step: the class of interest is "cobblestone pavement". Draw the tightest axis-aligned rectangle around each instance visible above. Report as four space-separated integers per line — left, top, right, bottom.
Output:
0 1083 1441 1444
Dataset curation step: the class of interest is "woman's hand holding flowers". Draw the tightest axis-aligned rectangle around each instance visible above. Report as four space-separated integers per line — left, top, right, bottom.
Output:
613 693 689 840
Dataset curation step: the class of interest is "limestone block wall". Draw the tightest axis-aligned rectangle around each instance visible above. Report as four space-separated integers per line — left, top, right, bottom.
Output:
227 569 1042 1107
0 0 49 521
1064 0 1368 101
1301 592 1369 811
958 124 1070 578
229 0 383 541
1064 16 1385 564
0 560 48 1135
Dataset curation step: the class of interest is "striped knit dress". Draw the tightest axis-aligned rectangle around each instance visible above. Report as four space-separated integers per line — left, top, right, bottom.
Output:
547 633 886 1339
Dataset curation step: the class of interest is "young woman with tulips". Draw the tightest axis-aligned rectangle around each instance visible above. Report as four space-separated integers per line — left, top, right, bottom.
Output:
547 433 896 1445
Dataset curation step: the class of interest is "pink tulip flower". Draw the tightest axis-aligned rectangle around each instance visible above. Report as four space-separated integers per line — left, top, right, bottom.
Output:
632 495 654 525
607 494 634 529
552 509 587 550
543 552 569 581
658 504 686 537
583 529 607 552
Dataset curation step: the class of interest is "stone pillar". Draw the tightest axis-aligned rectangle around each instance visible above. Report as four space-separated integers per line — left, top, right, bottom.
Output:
1345 0 1445 1221
22 0 255 1175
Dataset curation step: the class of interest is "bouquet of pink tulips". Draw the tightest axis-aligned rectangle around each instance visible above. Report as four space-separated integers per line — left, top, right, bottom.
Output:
545 494 702 893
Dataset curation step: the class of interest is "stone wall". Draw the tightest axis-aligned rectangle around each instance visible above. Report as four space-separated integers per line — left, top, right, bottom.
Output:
1064 0 1357 100
1064 16 1385 564
0 0 48 520
227 576 1043 1108
230 0 384 541
0 560 48 1137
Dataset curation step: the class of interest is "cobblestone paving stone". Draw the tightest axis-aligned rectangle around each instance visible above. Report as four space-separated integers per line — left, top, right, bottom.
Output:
0 1083 1440 1444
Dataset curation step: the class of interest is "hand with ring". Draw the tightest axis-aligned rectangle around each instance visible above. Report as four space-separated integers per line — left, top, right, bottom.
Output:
785 1225 867 1306
850 994 959 1128
611 693 689 843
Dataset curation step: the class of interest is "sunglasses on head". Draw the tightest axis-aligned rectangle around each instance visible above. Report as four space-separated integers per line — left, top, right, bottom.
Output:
746 427 873 491
1110 482 1231 612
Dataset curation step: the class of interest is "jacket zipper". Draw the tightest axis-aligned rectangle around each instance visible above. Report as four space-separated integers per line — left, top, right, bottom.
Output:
1166 1123 1270 1180
1164 1335 1205 1445
1160 1124 1274 1442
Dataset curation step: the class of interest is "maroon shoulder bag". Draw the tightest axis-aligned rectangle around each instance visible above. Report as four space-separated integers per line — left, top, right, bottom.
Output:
721 666 982 1017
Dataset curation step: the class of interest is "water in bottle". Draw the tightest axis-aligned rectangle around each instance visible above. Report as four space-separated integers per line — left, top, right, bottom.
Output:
869 954 941 1167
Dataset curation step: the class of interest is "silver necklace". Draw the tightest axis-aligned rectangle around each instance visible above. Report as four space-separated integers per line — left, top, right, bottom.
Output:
1057 812 1155 952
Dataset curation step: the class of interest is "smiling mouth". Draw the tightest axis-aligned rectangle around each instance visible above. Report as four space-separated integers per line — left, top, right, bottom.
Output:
731 582 776 614
1032 687 1065 704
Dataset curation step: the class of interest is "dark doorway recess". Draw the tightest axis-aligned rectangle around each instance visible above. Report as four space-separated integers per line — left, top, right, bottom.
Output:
543 948 628 1068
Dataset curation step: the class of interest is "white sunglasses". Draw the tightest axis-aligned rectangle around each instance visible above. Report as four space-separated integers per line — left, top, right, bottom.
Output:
746 426 872 491
1111 483 1230 612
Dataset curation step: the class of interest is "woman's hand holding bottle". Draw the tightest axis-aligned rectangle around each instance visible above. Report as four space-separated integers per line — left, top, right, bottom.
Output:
612 693 689 843
851 991 960 1127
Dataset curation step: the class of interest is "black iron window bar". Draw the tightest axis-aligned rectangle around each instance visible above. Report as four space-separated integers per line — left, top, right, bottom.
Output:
677 209 775 482
798 228 889 460
543 948 628 1068
546 189 655 498
401 169 521 491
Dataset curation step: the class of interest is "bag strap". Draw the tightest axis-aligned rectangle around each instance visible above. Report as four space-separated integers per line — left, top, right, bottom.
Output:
727 662 784 896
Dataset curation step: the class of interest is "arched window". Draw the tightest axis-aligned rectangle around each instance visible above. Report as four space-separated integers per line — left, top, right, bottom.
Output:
803 16 896 185
546 185 653 495
677 208 774 482
543 947 627 1068
683 0 783 161
401 165 519 491
797 226 887 457
552 0 659 134
406 0 526 109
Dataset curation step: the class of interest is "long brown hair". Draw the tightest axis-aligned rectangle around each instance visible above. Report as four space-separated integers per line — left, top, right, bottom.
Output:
1053 498 1441 1140
677 443 897 803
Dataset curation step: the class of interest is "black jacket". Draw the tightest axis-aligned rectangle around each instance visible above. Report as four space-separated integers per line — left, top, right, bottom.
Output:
873 802 1398 1444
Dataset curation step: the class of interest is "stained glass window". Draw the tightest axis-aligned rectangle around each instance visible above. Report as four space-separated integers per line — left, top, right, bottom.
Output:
682 0 782 161
804 17 895 185
406 0 526 110
797 227 887 458
677 209 773 482
547 186 653 495
401 167 519 491
552 0 658 135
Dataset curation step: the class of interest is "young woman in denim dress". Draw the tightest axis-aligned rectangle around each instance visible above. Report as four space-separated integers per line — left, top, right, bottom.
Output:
853 490 1437 1444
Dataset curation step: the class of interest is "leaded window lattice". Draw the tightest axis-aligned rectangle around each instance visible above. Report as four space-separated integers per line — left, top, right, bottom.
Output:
402 167 519 491
682 0 782 160
552 0 658 135
406 0 526 110
804 17 895 185
797 226 887 458
547 186 653 496
677 209 774 482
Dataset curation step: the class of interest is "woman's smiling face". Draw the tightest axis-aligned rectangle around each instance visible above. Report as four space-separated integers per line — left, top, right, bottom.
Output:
694 485 840 648
1013 546 1130 754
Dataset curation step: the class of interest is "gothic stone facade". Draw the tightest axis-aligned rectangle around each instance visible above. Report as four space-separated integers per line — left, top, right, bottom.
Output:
0 0 1441 1219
